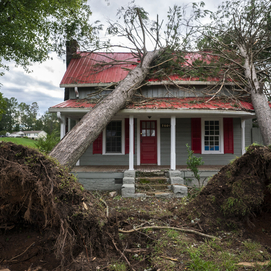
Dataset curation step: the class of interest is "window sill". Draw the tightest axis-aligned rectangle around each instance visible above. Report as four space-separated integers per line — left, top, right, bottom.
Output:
103 153 125 155
202 151 224 154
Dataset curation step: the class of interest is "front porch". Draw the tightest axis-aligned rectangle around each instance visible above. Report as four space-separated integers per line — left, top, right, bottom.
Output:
71 165 223 192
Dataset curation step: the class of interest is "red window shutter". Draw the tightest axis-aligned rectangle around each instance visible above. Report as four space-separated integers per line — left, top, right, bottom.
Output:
224 118 234 154
93 132 103 154
191 118 201 154
125 118 129 154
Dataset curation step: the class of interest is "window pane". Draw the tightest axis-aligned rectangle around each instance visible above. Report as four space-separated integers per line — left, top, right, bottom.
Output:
204 120 220 152
151 130 155 136
147 130 150 136
142 129 146 137
151 122 155 128
106 121 122 153
142 122 145 128
147 122 150 128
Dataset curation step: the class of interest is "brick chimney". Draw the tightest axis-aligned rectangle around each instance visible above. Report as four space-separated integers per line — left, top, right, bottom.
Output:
66 40 79 68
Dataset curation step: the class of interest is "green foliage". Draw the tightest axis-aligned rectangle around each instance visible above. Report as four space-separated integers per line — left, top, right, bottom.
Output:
40 111 60 135
0 95 60 136
187 252 220 271
109 262 126 271
35 131 60 154
0 92 7 120
0 0 93 72
186 144 204 186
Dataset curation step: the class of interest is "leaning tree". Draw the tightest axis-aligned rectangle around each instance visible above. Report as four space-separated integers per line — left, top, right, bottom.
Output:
194 0 271 145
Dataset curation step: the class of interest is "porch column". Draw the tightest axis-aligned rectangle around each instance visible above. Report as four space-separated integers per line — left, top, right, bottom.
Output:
58 112 66 140
241 119 246 155
129 115 134 170
76 119 80 166
170 116 176 170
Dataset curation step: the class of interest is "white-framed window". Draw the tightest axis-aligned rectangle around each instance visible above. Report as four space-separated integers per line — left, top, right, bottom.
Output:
103 119 125 155
202 118 224 154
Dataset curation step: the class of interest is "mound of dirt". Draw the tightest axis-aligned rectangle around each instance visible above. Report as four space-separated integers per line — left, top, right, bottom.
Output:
177 145 271 232
0 142 119 271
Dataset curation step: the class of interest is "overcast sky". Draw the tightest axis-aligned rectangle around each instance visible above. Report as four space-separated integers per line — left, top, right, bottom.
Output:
0 0 222 116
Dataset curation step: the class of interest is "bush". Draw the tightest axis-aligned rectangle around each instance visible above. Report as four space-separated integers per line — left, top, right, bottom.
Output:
35 131 60 153
186 144 204 187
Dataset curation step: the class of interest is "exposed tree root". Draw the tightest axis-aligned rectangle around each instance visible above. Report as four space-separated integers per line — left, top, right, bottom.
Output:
119 225 220 240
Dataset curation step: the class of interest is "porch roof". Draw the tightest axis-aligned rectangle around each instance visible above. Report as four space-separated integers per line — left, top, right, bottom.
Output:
50 97 255 112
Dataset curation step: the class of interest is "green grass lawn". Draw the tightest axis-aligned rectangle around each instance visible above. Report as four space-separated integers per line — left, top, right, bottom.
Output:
0 137 38 148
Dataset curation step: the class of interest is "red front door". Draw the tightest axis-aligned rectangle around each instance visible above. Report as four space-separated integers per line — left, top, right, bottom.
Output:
140 120 157 164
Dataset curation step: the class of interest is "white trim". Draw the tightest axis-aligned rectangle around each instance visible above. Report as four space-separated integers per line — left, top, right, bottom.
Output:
76 119 80 166
102 119 125 155
241 119 246 155
201 118 224 154
60 113 66 139
137 118 140 165
129 116 134 170
170 116 176 170
157 118 161 165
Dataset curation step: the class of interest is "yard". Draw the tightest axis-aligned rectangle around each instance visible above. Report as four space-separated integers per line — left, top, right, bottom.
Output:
0 142 271 271
0 137 37 148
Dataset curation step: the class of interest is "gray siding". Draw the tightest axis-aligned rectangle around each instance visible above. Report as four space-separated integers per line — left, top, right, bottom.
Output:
176 118 191 165
69 87 111 99
176 118 243 166
252 127 263 144
67 85 245 100
80 120 138 166
245 118 252 147
160 118 171 165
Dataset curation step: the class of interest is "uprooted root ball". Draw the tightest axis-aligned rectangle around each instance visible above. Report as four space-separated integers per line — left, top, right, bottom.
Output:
0 142 119 268
176 145 271 231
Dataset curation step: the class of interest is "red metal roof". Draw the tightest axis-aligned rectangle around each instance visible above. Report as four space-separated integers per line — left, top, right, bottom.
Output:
61 52 138 86
51 98 256 111
60 52 226 86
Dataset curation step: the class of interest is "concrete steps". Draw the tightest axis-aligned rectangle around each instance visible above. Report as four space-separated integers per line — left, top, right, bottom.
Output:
122 170 188 198
136 176 170 193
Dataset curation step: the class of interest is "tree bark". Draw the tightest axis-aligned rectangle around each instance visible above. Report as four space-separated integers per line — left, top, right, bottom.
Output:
240 46 271 145
50 50 160 169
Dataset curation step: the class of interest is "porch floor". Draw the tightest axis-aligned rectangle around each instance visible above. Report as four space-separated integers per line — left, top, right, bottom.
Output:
71 165 224 173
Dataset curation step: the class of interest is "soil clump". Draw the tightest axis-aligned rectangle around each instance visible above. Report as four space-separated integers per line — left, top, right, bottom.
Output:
175 145 271 238
0 142 119 271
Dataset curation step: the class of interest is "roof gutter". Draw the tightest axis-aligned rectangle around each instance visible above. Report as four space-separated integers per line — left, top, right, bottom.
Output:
60 81 238 88
49 107 255 118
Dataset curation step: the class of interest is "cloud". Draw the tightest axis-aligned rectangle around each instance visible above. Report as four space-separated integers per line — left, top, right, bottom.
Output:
1 0 223 117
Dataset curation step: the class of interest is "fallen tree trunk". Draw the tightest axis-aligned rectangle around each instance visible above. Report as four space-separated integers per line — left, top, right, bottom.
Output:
50 50 161 169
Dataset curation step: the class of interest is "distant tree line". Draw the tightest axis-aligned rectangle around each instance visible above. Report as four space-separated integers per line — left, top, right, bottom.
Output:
0 95 60 137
